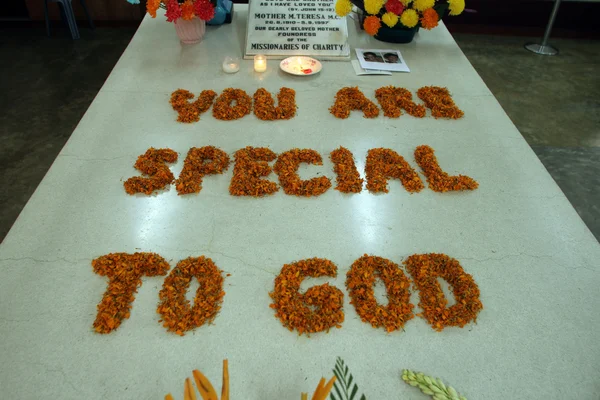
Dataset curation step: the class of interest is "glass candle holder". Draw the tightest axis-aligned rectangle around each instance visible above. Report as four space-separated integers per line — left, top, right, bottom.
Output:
222 56 240 74
254 54 267 73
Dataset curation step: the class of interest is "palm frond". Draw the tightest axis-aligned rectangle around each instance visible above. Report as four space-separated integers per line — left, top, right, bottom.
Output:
330 357 367 400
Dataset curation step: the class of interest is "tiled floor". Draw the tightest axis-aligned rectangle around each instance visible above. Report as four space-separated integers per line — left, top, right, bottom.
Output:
0 25 598 242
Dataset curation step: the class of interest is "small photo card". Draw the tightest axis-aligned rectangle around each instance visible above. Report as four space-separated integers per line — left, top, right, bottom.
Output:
355 48 410 72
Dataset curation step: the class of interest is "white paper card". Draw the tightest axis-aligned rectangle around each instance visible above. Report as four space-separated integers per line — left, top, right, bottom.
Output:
351 60 392 76
355 48 410 72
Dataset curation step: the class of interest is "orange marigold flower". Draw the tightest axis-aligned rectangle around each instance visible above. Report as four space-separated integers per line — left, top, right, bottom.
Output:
420 8 439 30
146 0 160 18
181 0 195 20
363 15 382 36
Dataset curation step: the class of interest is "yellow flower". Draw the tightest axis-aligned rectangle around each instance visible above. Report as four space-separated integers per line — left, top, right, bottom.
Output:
364 0 385 15
382 11 399 27
448 0 465 15
399 0 412 5
399 9 418 27
413 0 434 11
335 0 353 17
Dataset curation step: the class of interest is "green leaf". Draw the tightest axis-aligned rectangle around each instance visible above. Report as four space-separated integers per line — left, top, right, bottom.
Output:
330 358 367 400
349 384 358 400
333 382 343 399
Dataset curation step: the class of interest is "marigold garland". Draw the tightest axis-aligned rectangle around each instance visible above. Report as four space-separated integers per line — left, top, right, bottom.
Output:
400 9 419 28
420 8 439 29
404 253 483 331
269 258 345 336
124 148 178 195
273 149 332 196
382 11 399 28
170 89 217 123
329 87 380 119
448 0 465 16
416 86 464 119
175 146 230 195
92 252 170 334
414 145 478 192
363 15 382 35
335 0 353 17
229 146 279 197
212 88 253 121
253 87 297 121
157 256 225 336
375 86 426 118
365 148 424 193
346 255 414 332
330 147 363 193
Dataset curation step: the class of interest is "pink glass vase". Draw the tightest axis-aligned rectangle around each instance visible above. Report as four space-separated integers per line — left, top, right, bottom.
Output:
174 17 206 45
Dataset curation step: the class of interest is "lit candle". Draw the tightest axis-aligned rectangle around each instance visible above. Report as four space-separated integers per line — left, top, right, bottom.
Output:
254 54 267 73
222 56 240 74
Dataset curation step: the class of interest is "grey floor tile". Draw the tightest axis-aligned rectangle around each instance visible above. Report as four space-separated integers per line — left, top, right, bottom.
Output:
531 146 600 241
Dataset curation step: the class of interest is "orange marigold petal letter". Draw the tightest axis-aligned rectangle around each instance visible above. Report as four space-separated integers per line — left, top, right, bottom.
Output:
157 256 226 335
414 145 478 192
416 86 464 119
404 253 483 331
124 148 178 195
273 149 332 196
270 258 344 335
346 255 414 332
253 87 297 121
92 252 170 334
375 86 426 118
229 146 279 196
365 148 424 193
329 87 380 119
176 146 230 195
170 89 217 123
212 88 253 121
330 146 363 193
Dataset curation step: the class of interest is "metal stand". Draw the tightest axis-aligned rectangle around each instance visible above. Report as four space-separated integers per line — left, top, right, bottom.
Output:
525 0 561 55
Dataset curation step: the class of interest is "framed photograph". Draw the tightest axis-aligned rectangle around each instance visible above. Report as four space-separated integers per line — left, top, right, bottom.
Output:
355 48 410 72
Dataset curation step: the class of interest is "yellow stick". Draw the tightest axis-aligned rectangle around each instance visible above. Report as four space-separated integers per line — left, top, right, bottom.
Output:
301 393 308 400
320 376 337 400
193 370 218 400
165 394 175 400
311 377 326 400
222 359 230 400
184 377 197 400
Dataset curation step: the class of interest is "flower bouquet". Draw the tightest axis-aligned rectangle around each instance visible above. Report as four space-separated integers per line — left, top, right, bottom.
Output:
335 0 465 43
126 0 218 44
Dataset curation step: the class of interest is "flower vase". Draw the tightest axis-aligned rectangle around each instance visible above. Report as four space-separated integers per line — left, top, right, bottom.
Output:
174 17 206 45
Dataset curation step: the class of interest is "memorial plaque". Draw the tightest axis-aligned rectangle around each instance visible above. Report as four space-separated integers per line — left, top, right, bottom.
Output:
244 0 350 60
